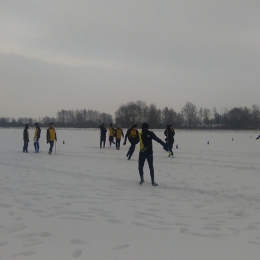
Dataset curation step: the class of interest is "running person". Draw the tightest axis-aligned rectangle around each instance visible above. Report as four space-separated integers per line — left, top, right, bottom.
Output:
164 124 175 157
123 124 139 160
138 122 166 186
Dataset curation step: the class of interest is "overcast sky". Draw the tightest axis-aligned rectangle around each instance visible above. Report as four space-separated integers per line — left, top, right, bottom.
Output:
1 0 259 119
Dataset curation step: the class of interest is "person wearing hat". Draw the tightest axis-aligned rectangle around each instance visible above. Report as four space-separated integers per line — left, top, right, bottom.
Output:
123 124 139 160
99 123 107 148
23 123 29 153
46 123 57 154
108 123 116 148
114 125 124 150
164 124 175 157
34 123 41 153
138 122 167 186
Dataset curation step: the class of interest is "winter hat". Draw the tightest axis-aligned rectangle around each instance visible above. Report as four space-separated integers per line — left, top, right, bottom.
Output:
132 124 137 128
142 122 149 131
35 122 39 126
49 122 53 126
110 123 113 126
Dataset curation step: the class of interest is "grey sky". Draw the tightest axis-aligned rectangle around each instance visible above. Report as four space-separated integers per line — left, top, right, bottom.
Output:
1 0 259 119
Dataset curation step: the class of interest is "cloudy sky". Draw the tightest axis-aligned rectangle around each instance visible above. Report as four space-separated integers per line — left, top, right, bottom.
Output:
1 0 259 119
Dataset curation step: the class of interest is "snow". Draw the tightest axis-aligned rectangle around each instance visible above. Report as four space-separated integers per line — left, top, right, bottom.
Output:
0 128 260 260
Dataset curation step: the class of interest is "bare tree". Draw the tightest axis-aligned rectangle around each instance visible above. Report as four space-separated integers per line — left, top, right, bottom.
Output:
203 108 211 127
252 104 260 129
181 102 197 128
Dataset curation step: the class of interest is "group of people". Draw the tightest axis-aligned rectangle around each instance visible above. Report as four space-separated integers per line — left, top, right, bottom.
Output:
23 123 57 154
99 122 176 186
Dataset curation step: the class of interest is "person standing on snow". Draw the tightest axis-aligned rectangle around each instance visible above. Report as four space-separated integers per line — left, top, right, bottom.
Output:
46 123 57 154
164 124 175 157
138 122 167 186
34 122 41 153
114 125 124 150
99 123 107 148
23 123 29 153
123 124 139 160
108 123 116 148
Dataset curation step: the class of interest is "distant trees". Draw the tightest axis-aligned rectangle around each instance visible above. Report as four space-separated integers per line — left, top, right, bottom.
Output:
0 109 112 128
114 101 183 128
1 102 260 130
55 109 113 127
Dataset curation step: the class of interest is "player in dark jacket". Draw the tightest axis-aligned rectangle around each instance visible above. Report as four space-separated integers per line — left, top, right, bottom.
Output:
138 122 167 186
123 124 139 160
164 124 175 157
23 124 29 153
34 122 41 153
108 123 116 148
99 123 107 148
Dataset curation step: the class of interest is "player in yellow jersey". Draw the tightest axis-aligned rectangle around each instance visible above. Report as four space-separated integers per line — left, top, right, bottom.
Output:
123 124 139 160
114 125 124 150
34 122 41 153
46 123 57 154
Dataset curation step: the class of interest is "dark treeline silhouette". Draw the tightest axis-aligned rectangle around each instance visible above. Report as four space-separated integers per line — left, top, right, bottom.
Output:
115 101 260 129
1 101 260 129
0 109 112 128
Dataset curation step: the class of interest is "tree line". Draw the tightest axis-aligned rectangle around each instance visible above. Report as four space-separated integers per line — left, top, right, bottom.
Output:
1 101 260 129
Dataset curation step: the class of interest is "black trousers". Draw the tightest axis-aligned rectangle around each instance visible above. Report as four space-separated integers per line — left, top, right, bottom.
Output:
23 141 28 152
109 136 115 146
168 140 174 153
49 141 54 153
100 136 106 148
138 151 154 182
116 138 121 149
127 143 136 159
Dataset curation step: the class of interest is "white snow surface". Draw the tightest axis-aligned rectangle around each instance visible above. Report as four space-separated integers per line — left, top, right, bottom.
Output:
0 128 260 260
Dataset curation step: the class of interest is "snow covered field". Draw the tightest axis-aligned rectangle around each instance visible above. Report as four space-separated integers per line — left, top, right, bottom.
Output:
0 128 260 260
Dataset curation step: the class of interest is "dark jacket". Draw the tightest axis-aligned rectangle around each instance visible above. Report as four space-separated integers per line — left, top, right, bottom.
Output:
139 130 165 154
23 126 29 142
164 125 175 143
124 127 139 144
99 125 107 137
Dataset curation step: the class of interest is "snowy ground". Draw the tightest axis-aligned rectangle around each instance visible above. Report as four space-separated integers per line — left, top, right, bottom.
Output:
0 128 260 260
